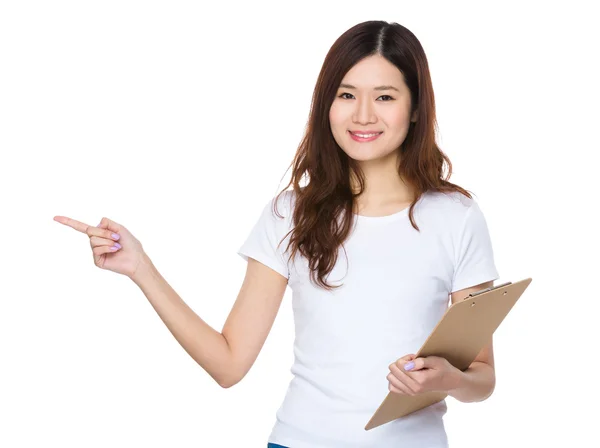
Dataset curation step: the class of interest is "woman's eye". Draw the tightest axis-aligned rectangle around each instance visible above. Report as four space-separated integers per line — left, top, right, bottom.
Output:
338 93 394 101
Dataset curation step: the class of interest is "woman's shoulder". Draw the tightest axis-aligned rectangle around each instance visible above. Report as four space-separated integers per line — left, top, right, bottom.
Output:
423 189 476 211
262 189 296 228
419 190 480 229
270 189 295 212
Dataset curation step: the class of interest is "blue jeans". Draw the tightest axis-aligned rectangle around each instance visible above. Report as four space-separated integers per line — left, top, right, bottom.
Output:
267 444 288 448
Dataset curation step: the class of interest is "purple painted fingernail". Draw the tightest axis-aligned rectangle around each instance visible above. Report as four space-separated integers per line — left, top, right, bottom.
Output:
111 233 120 240
114 242 121 249
404 361 415 371
110 246 119 251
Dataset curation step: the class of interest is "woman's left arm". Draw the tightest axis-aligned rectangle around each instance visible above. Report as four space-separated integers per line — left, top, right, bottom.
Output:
446 280 496 403
387 281 497 403
447 360 495 403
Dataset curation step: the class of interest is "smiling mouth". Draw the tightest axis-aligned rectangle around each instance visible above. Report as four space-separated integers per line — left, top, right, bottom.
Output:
349 131 383 137
348 130 383 142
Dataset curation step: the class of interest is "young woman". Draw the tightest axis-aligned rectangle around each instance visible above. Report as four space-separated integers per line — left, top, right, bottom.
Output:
55 20 499 448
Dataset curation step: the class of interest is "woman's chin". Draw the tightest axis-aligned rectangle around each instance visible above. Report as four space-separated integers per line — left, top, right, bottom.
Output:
343 150 387 163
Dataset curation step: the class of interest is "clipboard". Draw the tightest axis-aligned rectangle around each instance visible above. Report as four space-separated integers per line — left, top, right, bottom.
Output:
365 277 533 431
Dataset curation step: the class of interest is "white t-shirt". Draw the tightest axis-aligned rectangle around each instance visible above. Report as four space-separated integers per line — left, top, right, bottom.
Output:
237 189 500 448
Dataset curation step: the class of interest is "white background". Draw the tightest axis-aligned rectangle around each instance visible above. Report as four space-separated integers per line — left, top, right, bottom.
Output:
1 1 598 446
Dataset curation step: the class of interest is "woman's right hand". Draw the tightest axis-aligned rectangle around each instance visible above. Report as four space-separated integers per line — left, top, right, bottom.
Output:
54 215 148 279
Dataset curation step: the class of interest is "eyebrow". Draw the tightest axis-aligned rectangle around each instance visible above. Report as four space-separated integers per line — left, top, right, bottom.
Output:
338 83 400 92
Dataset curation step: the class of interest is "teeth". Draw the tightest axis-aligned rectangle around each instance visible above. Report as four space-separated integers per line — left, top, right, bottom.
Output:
352 132 380 138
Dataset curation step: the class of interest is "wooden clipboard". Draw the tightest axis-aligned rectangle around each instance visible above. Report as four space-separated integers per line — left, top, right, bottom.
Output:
365 277 533 431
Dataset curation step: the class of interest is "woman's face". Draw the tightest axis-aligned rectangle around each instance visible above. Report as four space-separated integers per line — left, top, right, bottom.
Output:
329 54 417 163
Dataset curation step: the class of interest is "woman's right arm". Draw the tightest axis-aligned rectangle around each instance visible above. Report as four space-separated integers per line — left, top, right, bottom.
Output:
54 215 288 389
131 254 288 388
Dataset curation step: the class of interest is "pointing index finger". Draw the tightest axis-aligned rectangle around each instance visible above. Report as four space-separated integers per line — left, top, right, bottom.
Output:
53 216 94 234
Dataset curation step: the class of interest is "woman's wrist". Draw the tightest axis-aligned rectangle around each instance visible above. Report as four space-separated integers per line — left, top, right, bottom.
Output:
130 253 156 286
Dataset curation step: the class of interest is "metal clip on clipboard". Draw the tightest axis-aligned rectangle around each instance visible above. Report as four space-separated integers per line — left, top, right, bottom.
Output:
465 281 513 299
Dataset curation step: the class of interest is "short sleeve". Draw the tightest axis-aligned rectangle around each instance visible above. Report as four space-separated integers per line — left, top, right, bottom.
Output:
237 197 290 280
451 200 500 293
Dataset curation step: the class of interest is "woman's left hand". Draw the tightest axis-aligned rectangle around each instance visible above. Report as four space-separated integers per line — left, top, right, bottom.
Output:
387 353 463 396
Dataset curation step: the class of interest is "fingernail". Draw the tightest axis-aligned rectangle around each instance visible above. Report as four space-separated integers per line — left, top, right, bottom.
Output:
404 361 415 371
114 242 122 249
111 233 120 240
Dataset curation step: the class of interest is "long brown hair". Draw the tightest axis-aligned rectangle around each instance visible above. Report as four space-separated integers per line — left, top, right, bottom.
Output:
272 20 472 291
